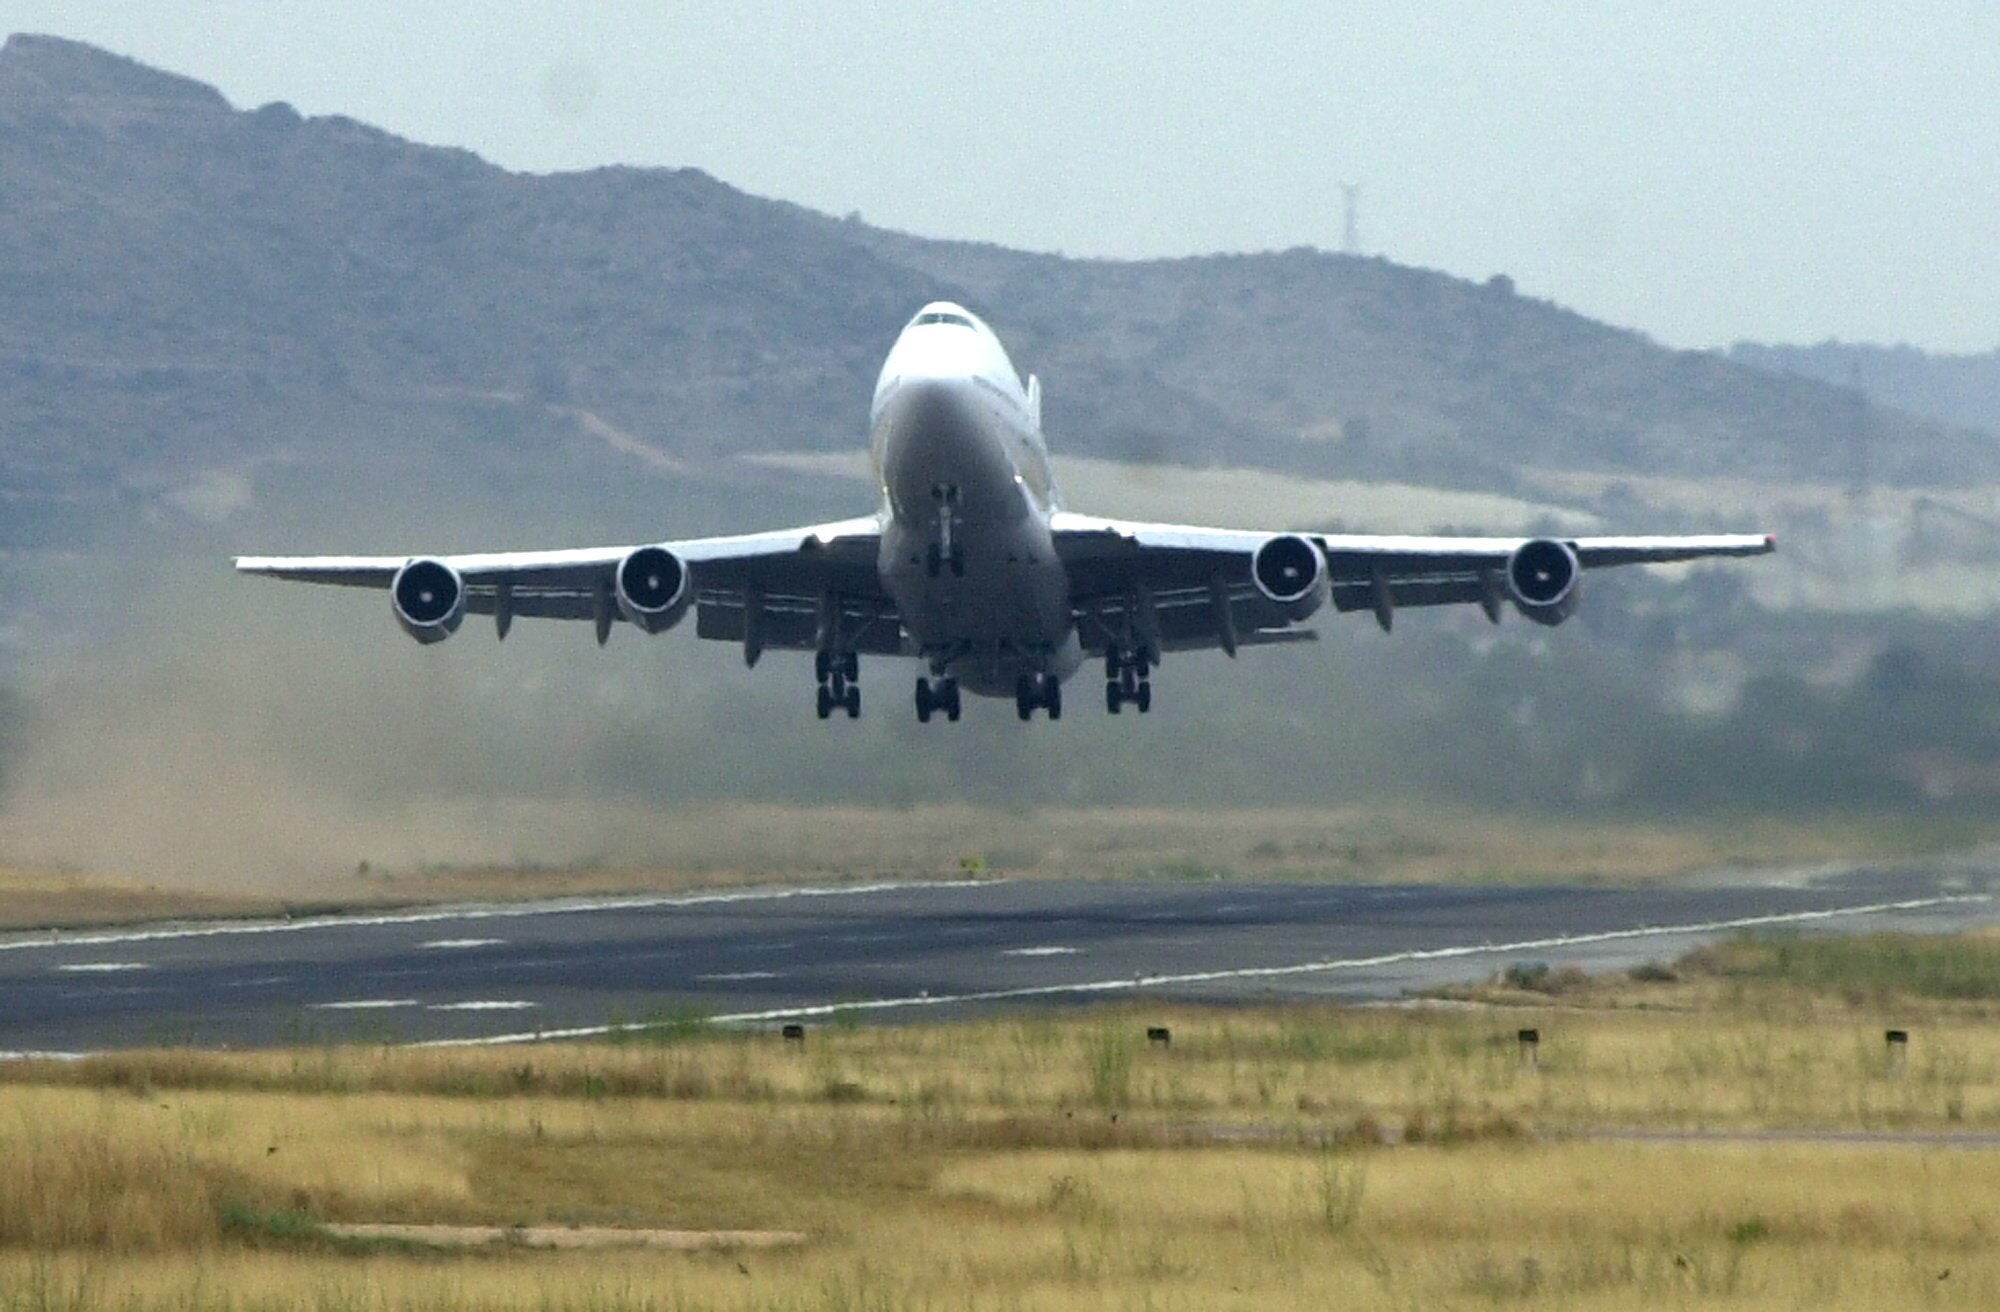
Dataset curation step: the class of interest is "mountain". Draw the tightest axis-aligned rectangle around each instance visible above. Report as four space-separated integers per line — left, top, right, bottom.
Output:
9 35 2000 866
1729 340 2000 442
2 31 1991 561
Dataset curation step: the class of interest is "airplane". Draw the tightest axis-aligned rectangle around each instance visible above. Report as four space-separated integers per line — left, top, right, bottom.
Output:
237 301 1775 723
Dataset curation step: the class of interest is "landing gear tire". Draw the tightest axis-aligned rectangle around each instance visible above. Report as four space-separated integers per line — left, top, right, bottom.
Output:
1106 680 1122 714
949 546 966 577
1135 680 1152 714
1015 675 1034 721
918 677 962 723
816 652 859 719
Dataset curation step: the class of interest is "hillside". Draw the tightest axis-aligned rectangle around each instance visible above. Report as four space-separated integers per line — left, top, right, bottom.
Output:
2 31 1990 561
8 34 2000 869
1730 340 2000 441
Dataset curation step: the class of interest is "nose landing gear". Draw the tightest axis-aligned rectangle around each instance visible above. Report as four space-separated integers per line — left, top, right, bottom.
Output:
924 543 966 579
914 677 961 723
814 650 861 720
1015 673 1062 721
925 485 966 578
1104 649 1153 715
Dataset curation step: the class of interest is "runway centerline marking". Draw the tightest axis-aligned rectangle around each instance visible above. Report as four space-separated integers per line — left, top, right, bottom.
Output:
0 880 1006 954
54 962 148 974
429 1001 536 1012
420 939 506 950
417 893 1989 1048
1004 946 1079 957
695 971 780 982
314 998 421 1011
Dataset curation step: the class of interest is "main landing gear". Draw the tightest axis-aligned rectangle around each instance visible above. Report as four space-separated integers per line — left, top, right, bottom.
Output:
815 650 861 720
1015 673 1062 721
1104 649 1153 715
914 677 961 723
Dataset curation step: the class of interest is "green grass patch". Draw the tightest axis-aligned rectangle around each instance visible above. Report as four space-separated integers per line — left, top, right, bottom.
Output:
1687 931 2000 1002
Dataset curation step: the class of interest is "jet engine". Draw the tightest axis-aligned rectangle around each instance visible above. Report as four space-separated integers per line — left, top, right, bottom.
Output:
614 545 692 634
391 557 465 644
1251 533 1330 621
1506 537 1581 626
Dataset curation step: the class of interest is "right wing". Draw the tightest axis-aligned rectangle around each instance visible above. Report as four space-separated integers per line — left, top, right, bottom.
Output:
1052 512 1774 654
236 515 901 658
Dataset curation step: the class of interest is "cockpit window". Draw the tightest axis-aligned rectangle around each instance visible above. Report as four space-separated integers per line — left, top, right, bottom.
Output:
913 311 974 328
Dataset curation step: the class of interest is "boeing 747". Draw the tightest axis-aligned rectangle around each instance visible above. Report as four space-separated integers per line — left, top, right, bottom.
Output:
238 302 1775 722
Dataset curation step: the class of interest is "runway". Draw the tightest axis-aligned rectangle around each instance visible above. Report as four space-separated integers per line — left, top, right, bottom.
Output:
0 863 1993 1053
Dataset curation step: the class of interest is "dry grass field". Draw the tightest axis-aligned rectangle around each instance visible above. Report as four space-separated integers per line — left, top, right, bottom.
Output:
2 803 1967 931
4 931 2000 1309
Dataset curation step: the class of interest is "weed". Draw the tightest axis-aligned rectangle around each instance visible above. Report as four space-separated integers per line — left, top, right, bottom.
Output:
1080 1026 1134 1108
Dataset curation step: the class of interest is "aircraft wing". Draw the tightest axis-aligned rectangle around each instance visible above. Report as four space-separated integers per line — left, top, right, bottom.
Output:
1051 512 1774 653
235 516 900 657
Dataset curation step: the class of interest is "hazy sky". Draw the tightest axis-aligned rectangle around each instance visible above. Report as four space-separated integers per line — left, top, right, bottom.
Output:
9 2 1998 351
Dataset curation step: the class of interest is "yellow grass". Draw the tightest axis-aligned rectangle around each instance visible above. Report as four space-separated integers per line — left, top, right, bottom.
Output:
2 803 1965 929
4 984 2000 1309
0 866 284 930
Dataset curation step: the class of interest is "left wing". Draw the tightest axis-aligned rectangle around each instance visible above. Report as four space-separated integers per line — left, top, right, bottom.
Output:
1051 511 1774 653
236 516 896 659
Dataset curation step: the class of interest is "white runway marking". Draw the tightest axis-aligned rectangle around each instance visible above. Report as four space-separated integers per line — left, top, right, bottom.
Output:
1004 946 1079 957
0 880 1005 953
695 971 780 982
54 962 148 974
428 1000 536 1012
0 1050 87 1062
420 938 506 950
419 893 1990 1048
313 998 420 1011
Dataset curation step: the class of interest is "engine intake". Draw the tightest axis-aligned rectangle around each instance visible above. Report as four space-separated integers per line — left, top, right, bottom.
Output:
1251 534 1330 621
614 545 691 634
391 557 464 644
1506 538 1581 626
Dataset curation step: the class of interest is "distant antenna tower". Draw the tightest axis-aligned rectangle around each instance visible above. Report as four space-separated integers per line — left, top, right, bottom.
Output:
1340 183 1361 255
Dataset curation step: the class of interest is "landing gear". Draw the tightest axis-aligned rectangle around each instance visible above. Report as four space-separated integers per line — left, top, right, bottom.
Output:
915 677 961 723
1103 649 1153 715
1015 673 1062 721
924 543 966 579
815 651 861 720
925 488 965 577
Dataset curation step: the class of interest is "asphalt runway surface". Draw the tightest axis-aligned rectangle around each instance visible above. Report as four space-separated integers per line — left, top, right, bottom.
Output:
1 862 1995 1054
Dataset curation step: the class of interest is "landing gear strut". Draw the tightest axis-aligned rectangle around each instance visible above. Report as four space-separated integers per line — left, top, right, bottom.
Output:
924 543 965 578
925 486 965 578
915 677 961 723
1015 673 1062 721
815 650 861 720
1104 649 1153 715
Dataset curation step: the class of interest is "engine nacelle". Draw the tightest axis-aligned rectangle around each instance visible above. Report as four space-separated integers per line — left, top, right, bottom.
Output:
1506 537 1581 626
391 557 465 644
1251 533 1330 622
614 545 692 634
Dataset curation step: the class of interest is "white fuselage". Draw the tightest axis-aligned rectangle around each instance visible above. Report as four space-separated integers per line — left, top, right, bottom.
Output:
868 304 1082 696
